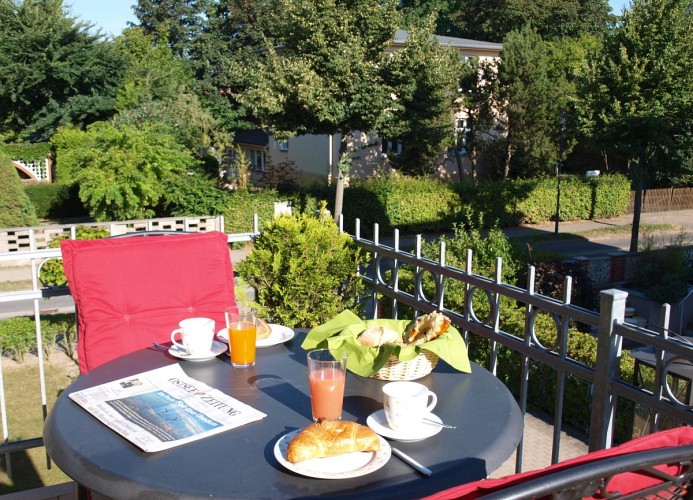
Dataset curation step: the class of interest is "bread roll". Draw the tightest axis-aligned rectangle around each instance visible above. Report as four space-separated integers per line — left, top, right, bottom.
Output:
358 325 402 347
404 311 451 345
286 420 380 463
256 318 272 340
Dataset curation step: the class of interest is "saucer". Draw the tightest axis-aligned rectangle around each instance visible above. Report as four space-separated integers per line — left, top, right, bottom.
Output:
366 410 443 442
168 341 227 361
216 324 295 348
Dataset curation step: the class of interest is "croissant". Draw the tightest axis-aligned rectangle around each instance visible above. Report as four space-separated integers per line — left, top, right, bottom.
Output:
404 311 451 345
286 420 380 463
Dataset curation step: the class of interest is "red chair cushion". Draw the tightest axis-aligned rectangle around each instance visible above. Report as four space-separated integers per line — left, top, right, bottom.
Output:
61 231 236 374
422 426 693 500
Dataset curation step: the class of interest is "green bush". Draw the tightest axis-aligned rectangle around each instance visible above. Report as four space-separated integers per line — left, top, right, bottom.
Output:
0 143 51 162
0 314 75 362
223 189 287 234
24 182 86 219
0 152 39 228
39 226 110 286
466 300 635 443
632 230 692 304
162 167 229 217
342 175 461 234
222 188 322 235
0 317 35 362
390 223 633 440
385 220 519 319
512 174 630 224
236 209 365 328
327 173 631 234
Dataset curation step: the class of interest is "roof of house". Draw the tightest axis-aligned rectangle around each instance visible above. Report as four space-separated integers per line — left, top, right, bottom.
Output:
234 130 269 147
393 30 503 52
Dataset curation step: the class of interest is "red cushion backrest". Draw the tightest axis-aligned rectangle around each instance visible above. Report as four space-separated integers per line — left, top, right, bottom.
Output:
422 426 693 500
61 231 236 374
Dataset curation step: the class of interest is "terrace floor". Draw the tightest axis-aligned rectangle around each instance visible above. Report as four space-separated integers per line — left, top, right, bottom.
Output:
2 408 589 499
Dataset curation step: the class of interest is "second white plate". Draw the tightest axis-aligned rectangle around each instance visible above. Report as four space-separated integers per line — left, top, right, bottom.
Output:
216 324 295 348
274 428 391 479
168 340 227 361
366 410 443 442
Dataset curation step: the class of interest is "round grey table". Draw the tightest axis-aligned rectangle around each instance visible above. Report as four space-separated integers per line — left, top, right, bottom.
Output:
44 331 522 499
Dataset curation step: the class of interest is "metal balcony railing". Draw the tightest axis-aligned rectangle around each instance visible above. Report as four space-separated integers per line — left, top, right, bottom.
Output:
1 216 692 484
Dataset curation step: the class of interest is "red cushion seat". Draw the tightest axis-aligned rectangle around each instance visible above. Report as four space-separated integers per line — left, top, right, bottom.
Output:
422 426 693 500
61 231 236 373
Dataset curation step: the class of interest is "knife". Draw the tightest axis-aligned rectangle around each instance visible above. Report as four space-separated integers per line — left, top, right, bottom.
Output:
391 447 432 477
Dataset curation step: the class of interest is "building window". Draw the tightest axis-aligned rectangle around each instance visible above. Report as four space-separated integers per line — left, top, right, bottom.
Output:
249 150 265 172
381 139 403 156
451 118 471 157
274 139 289 152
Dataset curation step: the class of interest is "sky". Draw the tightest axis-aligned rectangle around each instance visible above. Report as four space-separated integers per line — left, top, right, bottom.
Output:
66 0 631 38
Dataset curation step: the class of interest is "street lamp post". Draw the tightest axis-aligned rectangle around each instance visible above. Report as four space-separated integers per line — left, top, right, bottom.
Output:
554 111 567 235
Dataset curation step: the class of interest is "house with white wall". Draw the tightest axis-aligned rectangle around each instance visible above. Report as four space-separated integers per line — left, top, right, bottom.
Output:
232 30 502 186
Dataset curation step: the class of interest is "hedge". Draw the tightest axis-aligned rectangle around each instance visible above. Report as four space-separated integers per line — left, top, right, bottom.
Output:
222 188 322 235
0 314 76 362
24 182 86 219
0 143 51 162
0 152 39 227
319 173 631 233
341 176 461 234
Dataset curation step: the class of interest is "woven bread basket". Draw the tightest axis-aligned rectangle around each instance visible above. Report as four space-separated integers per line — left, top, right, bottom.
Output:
370 350 439 381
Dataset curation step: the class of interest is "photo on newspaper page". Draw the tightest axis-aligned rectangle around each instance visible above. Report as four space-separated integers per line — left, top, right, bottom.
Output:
69 364 267 452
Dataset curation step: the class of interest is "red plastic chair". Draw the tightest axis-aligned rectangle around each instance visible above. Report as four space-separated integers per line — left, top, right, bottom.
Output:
61 231 236 374
422 426 693 500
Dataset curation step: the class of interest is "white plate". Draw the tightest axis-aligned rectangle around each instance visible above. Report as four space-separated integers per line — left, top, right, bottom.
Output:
366 410 443 442
274 428 391 479
216 324 295 348
168 341 227 361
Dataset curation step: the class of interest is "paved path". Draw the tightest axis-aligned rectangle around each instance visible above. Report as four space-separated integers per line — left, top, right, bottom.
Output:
507 209 693 259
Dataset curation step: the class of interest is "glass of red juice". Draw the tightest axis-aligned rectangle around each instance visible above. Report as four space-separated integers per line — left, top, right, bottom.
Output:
307 349 348 422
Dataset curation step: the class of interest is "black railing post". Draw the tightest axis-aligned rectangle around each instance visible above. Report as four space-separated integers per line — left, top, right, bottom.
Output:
590 289 627 451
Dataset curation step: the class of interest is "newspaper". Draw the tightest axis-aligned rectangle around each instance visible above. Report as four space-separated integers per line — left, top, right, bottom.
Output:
69 364 267 452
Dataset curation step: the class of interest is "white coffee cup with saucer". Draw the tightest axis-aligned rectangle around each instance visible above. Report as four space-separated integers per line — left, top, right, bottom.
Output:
383 381 437 431
366 409 443 442
170 317 215 356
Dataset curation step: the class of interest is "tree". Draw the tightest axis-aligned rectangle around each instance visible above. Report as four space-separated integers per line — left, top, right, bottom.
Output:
0 152 39 227
381 20 461 175
239 0 402 220
113 28 229 158
456 57 496 180
0 0 124 141
576 0 693 251
400 0 613 42
113 28 193 112
188 0 283 132
489 26 572 179
133 0 211 58
51 123 195 221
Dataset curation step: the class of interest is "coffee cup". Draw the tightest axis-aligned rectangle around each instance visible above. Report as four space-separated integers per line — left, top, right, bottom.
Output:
170 317 215 355
382 381 437 431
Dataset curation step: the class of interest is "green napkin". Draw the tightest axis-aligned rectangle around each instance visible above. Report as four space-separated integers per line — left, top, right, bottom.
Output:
302 311 471 377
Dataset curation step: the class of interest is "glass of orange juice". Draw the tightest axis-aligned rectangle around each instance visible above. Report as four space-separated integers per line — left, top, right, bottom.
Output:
225 306 257 368
307 349 348 422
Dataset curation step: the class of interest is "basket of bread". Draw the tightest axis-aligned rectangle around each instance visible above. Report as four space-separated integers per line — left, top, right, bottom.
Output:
302 310 470 381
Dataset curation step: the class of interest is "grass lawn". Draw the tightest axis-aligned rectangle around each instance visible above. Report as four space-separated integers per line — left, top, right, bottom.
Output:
0 280 32 293
0 349 79 494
